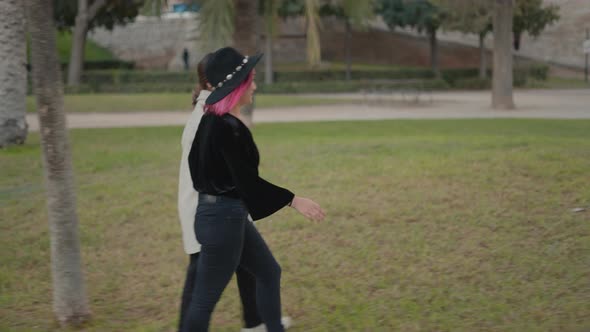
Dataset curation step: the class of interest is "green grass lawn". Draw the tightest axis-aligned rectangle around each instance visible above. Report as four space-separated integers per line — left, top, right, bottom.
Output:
526 77 590 89
27 31 115 64
274 62 410 72
25 93 349 113
1 120 589 331
56 31 115 63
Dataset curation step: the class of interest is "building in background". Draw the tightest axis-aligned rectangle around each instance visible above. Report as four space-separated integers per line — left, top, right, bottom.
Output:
167 0 200 13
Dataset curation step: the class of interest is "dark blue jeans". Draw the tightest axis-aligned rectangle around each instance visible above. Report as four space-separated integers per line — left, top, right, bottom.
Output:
178 253 262 332
181 194 284 332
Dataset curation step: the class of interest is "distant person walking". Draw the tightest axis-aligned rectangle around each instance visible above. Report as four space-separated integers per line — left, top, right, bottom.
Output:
182 48 190 71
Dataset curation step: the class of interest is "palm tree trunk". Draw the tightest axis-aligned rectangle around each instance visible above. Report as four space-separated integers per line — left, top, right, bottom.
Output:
264 32 274 85
492 0 515 109
479 32 487 79
345 20 352 81
305 0 321 67
233 0 259 127
233 0 258 54
0 0 28 147
25 0 91 327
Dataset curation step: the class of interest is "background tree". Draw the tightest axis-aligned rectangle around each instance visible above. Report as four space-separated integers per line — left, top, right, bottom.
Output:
25 0 91 326
62 0 142 87
304 0 322 67
377 0 407 30
278 0 322 67
377 0 447 77
404 0 447 78
199 0 235 52
0 0 28 147
434 0 492 78
513 0 559 50
320 0 375 80
260 0 281 84
492 0 515 109
232 0 259 127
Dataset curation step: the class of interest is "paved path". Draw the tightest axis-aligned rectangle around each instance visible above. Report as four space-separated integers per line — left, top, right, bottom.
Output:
26 89 590 131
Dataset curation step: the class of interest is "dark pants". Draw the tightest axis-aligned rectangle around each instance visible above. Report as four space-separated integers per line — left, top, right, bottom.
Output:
178 254 262 332
181 194 284 332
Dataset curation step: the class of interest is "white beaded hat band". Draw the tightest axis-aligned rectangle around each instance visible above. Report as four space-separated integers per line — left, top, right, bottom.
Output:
204 47 263 105
211 56 249 91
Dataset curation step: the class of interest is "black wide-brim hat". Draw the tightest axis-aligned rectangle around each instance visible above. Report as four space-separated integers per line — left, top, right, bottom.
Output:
204 47 263 105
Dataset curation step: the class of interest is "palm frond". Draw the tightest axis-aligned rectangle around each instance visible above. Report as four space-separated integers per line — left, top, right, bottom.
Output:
199 0 235 52
261 0 280 37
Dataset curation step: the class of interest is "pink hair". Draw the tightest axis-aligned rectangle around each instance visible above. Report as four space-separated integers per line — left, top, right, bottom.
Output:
204 71 254 116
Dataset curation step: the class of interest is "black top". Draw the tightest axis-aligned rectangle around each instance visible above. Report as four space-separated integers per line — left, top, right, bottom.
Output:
188 113 294 221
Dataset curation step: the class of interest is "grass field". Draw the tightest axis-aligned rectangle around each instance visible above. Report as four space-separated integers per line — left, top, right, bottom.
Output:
274 62 410 71
526 77 590 89
1 120 589 331
25 94 349 114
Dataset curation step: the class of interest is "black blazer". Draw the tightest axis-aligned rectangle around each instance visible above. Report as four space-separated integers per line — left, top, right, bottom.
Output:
188 112 294 221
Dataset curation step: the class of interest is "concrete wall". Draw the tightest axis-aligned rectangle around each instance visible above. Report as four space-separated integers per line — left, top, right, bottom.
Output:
89 0 590 72
384 0 590 71
89 13 203 70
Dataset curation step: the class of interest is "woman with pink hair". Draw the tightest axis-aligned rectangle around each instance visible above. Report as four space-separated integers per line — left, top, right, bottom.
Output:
183 47 325 331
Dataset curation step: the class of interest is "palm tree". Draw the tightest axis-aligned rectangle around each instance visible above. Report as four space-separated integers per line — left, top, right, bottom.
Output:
305 0 322 67
232 0 259 127
332 0 375 80
261 0 281 84
492 0 515 109
25 0 91 326
200 0 235 52
0 0 28 147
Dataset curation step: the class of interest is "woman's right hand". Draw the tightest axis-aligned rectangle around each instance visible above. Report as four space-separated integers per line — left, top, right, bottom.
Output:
290 196 325 222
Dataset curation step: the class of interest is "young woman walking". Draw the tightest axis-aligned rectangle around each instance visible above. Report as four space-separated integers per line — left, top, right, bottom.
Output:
182 47 325 331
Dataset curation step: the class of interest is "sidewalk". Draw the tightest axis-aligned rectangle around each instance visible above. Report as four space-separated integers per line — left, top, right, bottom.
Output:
26 89 590 131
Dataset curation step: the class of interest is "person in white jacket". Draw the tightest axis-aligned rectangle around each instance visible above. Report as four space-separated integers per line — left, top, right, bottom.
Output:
177 53 291 332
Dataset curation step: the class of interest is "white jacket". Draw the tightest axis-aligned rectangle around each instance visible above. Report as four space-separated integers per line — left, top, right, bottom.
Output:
177 90 209 254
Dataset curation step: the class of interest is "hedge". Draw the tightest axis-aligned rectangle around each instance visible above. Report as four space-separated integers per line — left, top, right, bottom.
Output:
62 60 135 71
28 64 548 94
61 79 450 94
75 64 546 85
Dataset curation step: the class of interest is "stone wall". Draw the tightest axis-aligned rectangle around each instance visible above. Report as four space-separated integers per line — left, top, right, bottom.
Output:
265 17 307 63
385 0 590 71
320 18 484 68
89 0 590 73
89 13 203 70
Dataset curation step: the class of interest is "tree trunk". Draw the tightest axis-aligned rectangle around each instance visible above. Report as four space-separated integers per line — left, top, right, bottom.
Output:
233 0 258 54
67 0 106 87
67 0 89 87
25 0 91 327
264 32 274 85
345 20 352 81
305 0 321 67
233 0 259 127
492 0 515 109
0 0 28 147
479 32 487 79
429 28 440 78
